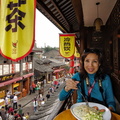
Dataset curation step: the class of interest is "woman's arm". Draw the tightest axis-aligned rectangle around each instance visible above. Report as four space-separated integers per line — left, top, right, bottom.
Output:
59 73 80 101
59 88 73 101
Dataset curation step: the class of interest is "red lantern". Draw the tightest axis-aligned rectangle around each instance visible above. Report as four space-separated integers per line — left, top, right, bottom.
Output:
69 60 74 67
69 67 74 74
11 64 15 73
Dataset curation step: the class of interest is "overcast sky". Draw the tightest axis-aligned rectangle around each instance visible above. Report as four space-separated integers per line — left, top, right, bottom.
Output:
35 9 62 48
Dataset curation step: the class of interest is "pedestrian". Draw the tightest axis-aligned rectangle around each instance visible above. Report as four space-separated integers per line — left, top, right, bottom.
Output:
46 91 50 100
29 85 33 95
41 98 45 105
0 106 7 120
39 87 44 96
22 113 27 120
43 77 46 87
25 112 29 120
8 105 14 114
36 81 41 90
18 104 23 117
59 48 116 111
14 110 20 119
13 94 18 109
6 90 11 98
32 82 36 93
49 86 54 94
10 94 14 105
37 94 43 106
14 116 21 120
4 95 9 111
8 112 14 120
33 98 38 112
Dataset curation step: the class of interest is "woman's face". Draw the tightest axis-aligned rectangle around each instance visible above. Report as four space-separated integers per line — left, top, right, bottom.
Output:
84 53 100 74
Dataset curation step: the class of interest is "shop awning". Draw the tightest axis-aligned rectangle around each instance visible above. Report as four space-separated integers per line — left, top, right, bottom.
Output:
0 77 23 87
53 69 64 73
23 73 34 78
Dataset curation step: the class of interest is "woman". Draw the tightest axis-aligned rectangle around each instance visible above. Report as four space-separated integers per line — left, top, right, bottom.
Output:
33 98 38 112
37 94 43 106
59 48 116 111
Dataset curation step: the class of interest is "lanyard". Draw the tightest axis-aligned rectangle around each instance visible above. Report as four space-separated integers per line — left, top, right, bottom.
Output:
86 78 96 96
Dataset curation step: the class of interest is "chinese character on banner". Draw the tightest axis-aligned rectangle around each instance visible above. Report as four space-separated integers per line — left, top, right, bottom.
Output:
0 0 36 61
59 33 75 58
74 47 80 58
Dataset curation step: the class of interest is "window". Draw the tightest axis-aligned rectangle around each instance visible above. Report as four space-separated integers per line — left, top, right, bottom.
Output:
0 65 2 75
3 64 9 75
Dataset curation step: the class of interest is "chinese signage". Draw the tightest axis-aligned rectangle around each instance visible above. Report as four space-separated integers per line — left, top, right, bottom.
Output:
0 0 36 61
59 34 75 58
0 74 15 83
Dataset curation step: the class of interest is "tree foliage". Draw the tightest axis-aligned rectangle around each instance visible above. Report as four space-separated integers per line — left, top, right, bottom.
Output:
43 45 58 52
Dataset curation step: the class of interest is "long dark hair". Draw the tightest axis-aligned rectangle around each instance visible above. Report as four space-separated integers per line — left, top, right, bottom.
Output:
80 48 107 81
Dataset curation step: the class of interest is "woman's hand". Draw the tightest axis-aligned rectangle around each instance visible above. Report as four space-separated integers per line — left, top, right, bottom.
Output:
64 79 79 92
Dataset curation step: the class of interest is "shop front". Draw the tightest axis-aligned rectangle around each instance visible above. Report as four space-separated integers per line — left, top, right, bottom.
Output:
0 73 34 106
13 82 22 99
0 86 6 106
22 79 28 97
0 76 23 106
22 73 34 97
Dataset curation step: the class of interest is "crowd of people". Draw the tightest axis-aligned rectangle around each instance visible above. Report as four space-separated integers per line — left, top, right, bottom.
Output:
0 104 29 120
0 76 62 120
0 89 32 120
32 79 61 112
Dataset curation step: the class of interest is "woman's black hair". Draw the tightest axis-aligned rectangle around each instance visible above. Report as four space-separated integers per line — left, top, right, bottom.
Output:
80 48 107 81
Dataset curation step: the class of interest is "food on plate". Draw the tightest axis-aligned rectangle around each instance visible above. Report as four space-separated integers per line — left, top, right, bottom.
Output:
99 109 105 113
72 104 105 120
92 106 99 110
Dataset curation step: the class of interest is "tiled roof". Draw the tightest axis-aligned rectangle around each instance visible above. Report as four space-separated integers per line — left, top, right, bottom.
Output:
34 58 65 72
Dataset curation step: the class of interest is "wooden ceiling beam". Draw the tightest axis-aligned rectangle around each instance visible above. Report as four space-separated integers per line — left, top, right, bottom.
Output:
37 0 69 33
50 0 70 28
71 0 84 28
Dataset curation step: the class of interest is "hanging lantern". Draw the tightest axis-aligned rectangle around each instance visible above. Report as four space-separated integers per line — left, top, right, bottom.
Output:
94 18 103 31
11 64 15 73
93 2 103 32
69 60 74 67
69 67 74 74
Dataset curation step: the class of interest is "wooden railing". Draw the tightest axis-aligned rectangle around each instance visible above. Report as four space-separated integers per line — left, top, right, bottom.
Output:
47 93 73 120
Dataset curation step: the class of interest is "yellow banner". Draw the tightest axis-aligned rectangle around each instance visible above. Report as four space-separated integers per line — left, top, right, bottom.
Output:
74 47 80 58
0 0 36 61
59 34 75 58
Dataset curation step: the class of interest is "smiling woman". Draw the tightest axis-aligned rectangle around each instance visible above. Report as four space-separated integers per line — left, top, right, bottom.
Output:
35 9 62 48
59 48 116 112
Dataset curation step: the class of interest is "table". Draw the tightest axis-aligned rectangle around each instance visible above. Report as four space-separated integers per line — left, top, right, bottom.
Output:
53 109 120 120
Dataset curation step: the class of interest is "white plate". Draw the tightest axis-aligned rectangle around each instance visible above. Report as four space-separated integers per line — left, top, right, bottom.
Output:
70 102 111 120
